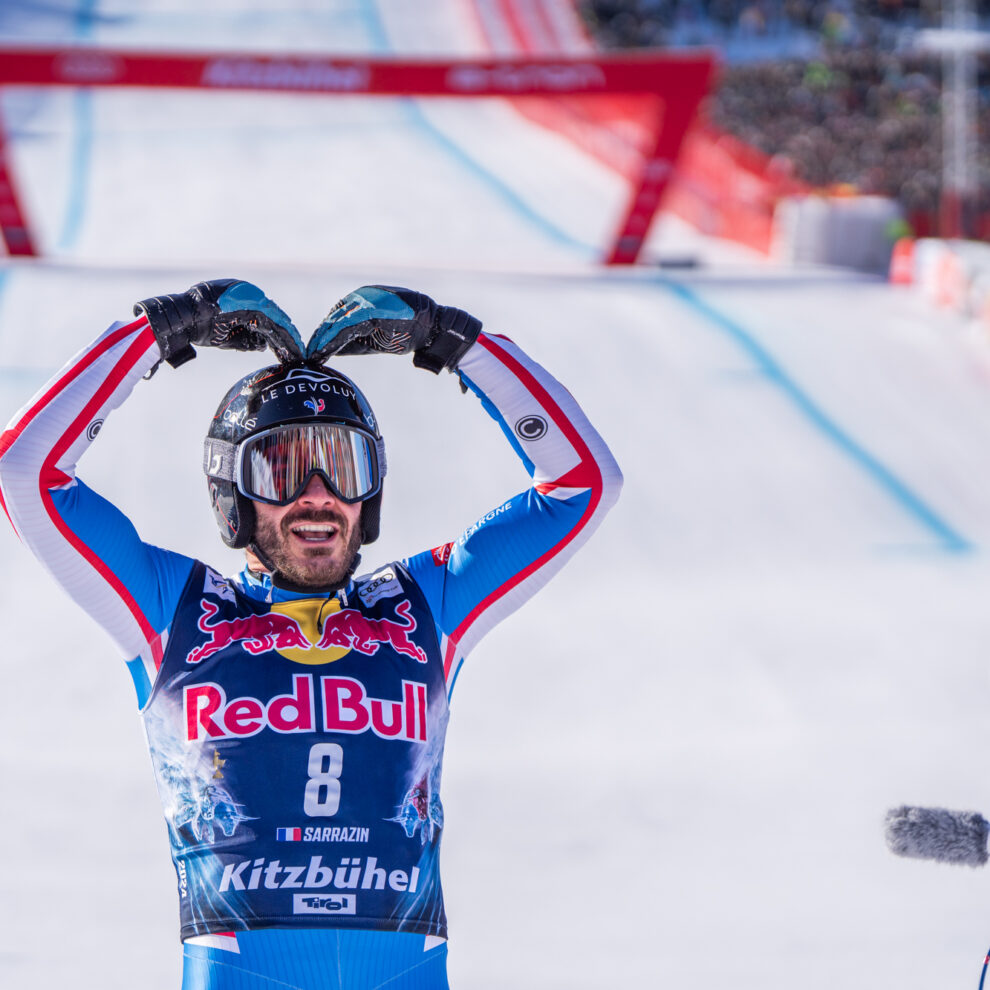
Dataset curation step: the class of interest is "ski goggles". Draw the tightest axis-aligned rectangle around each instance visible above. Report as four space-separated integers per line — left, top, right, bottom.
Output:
204 423 386 506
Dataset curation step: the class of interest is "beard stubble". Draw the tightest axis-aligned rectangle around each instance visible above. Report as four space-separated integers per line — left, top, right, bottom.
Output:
253 507 362 589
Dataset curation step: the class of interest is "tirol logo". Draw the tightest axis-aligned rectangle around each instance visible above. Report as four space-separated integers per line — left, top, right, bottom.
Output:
514 415 548 441
294 893 356 915
304 398 325 415
186 598 427 666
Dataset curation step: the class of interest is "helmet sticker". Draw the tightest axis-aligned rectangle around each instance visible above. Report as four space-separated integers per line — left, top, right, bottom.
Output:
282 367 336 383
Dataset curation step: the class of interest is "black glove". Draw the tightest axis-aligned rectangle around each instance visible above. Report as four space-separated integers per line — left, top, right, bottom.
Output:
307 285 482 374
134 279 305 369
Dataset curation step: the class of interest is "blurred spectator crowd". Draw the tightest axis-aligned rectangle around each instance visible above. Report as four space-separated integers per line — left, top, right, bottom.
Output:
710 51 956 219
578 1 990 50
577 0 990 232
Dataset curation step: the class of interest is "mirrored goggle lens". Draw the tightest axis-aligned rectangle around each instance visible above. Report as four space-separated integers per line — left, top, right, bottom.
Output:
239 425 378 504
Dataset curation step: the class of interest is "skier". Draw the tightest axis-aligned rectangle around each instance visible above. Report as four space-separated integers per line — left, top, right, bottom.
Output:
0 280 622 990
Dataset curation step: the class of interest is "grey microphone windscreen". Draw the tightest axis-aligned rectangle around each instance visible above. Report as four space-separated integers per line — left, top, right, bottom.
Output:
885 805 990 867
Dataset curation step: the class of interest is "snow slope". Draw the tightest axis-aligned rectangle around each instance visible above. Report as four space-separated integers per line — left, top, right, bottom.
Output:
3 3 990 990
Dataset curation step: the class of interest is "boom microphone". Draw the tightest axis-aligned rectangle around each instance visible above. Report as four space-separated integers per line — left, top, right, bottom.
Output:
885 805 990 867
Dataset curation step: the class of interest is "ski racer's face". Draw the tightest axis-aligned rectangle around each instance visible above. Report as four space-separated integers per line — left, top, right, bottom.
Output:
251 474 363 588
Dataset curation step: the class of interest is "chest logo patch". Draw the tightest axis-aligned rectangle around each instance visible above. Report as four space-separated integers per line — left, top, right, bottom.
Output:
203 569 236 603
357 567 402 607
186 598 427 666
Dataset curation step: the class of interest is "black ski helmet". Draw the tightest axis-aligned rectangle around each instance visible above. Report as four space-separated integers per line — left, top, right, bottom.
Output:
203 362 386 549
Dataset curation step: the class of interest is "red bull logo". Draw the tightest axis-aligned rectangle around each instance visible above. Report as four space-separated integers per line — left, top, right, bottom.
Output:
184 674 429 744
186 599 427 666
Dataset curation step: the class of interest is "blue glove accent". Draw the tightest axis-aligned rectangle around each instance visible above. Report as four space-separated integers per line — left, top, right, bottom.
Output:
308 287 415 359
218 282 304 356
331 287 416 328
307 284 480 372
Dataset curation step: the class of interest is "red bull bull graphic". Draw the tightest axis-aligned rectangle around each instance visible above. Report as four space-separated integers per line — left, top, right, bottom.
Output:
186 598 428 665
184 674 429 744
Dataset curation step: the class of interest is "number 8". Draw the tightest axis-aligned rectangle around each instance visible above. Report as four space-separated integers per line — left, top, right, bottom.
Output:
304 742 343 817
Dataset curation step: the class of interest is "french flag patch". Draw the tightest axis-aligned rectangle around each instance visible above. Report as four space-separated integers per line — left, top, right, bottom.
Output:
276 827 302 841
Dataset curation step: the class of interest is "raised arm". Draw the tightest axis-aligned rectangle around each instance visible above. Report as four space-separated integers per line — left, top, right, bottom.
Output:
421 330 622 680
0 280 305 704
307 286 622 687
0 317 185 699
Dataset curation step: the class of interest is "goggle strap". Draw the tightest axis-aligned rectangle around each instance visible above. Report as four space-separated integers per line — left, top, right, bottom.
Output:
203 437 238 480
375 435 387 478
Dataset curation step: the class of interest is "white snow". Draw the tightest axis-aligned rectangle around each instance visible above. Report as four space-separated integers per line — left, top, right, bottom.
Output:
2 4 990 990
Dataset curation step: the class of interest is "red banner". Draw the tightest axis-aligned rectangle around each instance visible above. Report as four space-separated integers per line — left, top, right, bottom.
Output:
0 107 36 258
0 47 713 97
0 45 714 264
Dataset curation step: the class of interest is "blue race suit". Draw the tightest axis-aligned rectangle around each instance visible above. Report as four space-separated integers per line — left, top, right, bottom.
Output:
0 314 622 987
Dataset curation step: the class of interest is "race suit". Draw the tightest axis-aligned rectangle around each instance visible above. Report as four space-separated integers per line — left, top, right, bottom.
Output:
0 314 621 973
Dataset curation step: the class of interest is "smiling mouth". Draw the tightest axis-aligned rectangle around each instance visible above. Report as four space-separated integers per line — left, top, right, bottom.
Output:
289 522 339 544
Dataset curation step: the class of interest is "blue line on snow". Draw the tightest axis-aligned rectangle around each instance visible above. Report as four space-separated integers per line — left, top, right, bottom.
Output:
662 278 971 553
359 0 596 259
75 0 100 37
56 91 93 252
56 0 99 253
356 0 391 51
401 101 597 257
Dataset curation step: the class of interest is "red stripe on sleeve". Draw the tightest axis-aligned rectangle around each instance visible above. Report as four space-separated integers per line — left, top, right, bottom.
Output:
535 463 599 494
39 324 164 666
444 638 458 677
0 317 150 463
442 335 604 679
